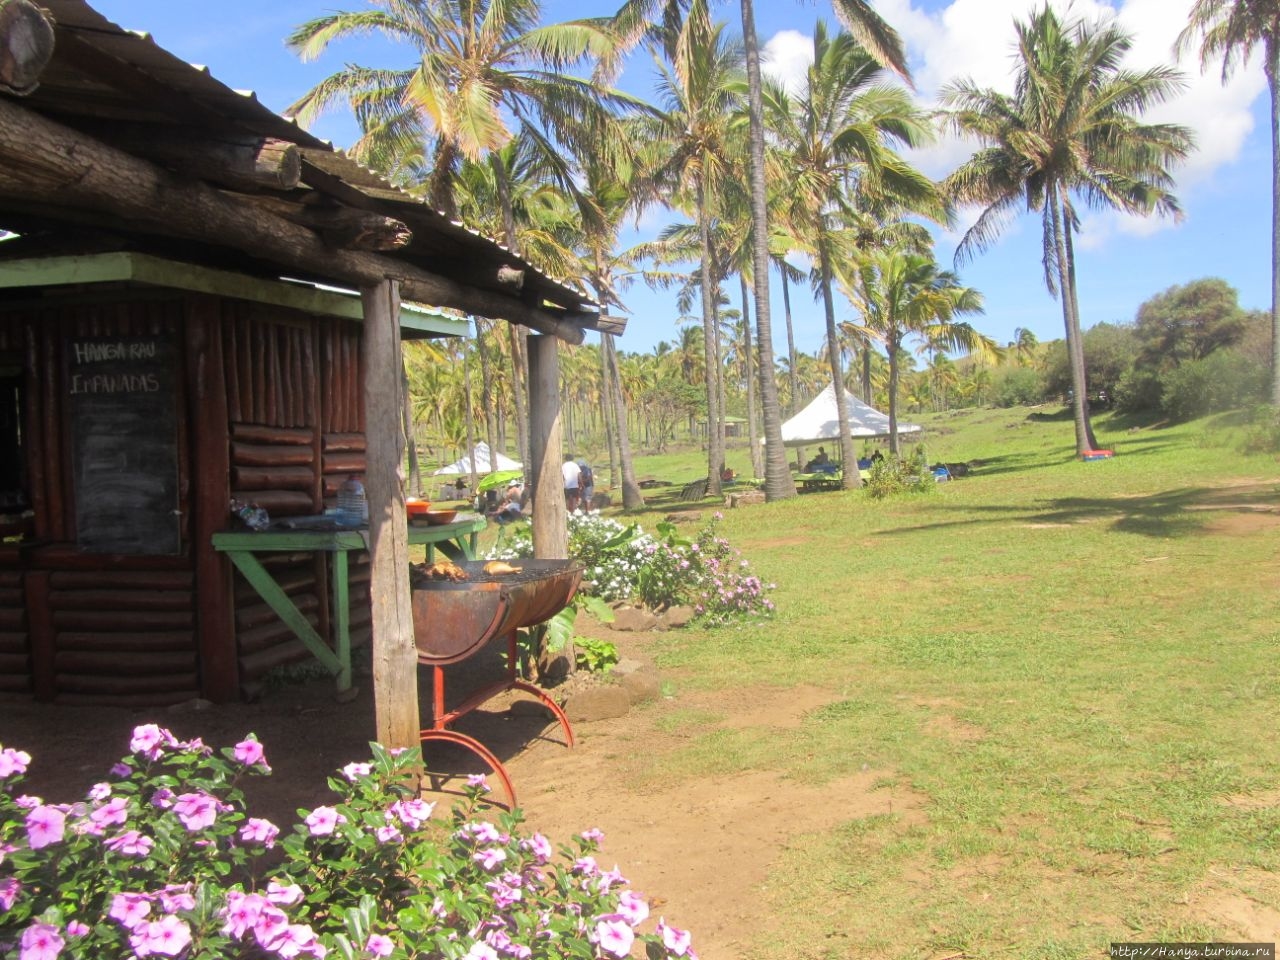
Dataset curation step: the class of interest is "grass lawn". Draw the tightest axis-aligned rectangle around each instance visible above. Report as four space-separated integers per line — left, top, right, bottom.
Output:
565 404 1280 958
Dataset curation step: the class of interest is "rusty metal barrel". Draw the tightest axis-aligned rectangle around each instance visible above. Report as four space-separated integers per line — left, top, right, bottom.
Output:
410 559 584 665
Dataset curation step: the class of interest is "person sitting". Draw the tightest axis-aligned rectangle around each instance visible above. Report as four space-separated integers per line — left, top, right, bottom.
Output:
804 447 837 474
720 463 735 483
813 446 830 466
489 480 527 524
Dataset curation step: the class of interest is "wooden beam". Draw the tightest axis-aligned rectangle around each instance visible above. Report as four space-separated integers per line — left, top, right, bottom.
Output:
361 280 419 749
242 195 412 251
70 123 302 193
0 0 55 96
0 97 587 343
527 334 567 560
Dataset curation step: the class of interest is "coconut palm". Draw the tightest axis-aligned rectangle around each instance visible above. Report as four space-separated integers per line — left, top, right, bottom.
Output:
766 23 941 487
287 0 623 219
942 6 1193 455
852 247 990 454
635 22 744 496
1178 1 1280 406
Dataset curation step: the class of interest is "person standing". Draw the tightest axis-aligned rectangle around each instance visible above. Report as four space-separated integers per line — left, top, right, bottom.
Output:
576 458 594 512
561 454 581 513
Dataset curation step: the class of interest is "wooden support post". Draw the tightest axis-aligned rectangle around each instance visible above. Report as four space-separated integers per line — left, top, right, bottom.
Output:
186 296 238 702
527 334 567 560
360 280 419 749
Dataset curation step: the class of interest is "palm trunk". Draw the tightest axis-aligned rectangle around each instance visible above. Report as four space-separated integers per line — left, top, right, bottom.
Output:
740 273 763 478
1268 38 1280 407
861 345 872 404
818 235 859 488
740 0 796 501
474 319 499 464
696 177 724 497
1061 210 1098 449
781 266 799 415
604 333 645 508
402 363 420 496
1049 183 1091 456
888 335 901 456
491 153 531 472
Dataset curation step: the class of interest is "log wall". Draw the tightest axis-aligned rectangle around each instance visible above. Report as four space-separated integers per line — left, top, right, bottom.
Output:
0 299 198 705
0 294 376 704
220 305 369 693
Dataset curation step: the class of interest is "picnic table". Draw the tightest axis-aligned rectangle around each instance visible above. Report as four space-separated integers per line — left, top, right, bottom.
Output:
212 515 486 696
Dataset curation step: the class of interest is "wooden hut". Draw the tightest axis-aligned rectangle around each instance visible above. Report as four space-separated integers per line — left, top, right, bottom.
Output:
0 0 614 744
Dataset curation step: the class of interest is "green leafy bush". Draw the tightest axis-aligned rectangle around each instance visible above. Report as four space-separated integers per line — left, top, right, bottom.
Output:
0 732 698 960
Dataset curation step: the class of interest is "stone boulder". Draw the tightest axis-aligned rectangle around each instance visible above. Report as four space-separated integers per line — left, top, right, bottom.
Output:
562 683 631 723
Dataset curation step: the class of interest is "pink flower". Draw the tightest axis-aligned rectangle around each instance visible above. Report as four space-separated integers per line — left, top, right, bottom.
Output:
172 792 219 831
157 886 195 914
0 747 31 778
88 782 111 801
109 892 152 930
342 762 372 781
233 737 268 768
580 827 605 844
129 724 168 760
365 934 394 957
304 806 345 836
25 805 65 850
65 921 89 938
465 774 491 793
104 830 154 858
240 817 280 848
523 832 553 864
129 914 192 957
658 918 693 956
375 824 402 844
473 847 506 871
390 798 434 830
110 762 131 777
594 916 634 958
19 921 63 960
616 890 649 925
251 905 290 948
572 855 598 876
221 891 267 939
262 923 323 959
150 787 174 809
0 877 20 911
266 881 303 906
462 944 499 960
90 796 129 828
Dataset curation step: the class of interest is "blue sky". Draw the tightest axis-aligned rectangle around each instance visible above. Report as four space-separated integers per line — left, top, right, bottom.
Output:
90 0 1273 363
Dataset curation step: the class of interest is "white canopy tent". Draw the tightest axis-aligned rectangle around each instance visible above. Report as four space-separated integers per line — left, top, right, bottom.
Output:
432 441 522 475
777 385 921 447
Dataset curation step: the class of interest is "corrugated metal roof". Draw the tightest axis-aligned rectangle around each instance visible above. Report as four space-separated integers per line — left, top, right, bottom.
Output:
4 0 599 325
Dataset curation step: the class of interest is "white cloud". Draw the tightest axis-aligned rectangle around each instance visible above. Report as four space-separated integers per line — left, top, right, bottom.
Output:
862 0 1269 246
762 29 813 95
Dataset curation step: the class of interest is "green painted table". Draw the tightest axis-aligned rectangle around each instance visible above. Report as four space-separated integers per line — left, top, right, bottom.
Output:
212 515 487 695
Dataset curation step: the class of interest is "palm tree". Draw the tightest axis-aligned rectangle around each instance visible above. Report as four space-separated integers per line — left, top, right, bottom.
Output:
636 22 744 497
766 23 940 487
942 6 1193 455
1178 1 1280 406
287 0 622 219
852 247 990 454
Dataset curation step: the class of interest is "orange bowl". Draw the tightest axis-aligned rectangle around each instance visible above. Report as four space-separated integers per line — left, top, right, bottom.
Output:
405 499 431 517
423 509 458 526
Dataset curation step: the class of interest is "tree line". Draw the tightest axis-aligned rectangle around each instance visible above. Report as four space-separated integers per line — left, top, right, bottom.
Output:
287 0 1279 499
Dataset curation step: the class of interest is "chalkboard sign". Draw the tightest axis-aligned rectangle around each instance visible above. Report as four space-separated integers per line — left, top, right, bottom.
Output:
68 335 180 555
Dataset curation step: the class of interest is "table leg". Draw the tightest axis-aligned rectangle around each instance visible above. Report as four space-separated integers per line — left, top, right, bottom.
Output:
224 551 342 677
330 550 352 696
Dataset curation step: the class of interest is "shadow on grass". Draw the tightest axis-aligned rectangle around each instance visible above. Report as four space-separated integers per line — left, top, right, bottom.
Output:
876 483 1280 540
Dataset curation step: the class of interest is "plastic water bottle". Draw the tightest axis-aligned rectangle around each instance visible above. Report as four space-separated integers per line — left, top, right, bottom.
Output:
337 475 367 525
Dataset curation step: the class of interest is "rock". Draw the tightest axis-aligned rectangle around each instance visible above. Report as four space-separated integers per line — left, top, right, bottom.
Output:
562 684 631 723
610 605 659 632
611 659 662 705
509 698 550 718
661 605 697 628
664 510 701 523
726 490 765 507
538 650 574 682
589 491 613 510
